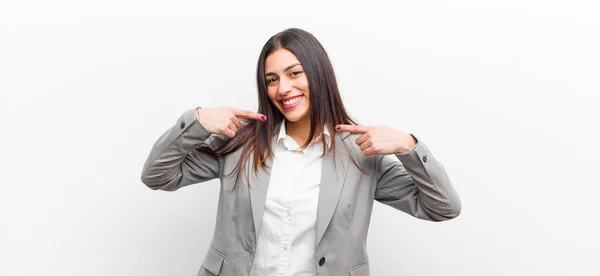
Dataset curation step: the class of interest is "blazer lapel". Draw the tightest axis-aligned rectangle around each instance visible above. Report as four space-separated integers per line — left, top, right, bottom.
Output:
315 133 350 246
247 132 351 245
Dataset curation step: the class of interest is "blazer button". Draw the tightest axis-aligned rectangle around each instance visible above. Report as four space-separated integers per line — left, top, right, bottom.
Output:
180 122 185 129
319 257 326 266
422 156 427 163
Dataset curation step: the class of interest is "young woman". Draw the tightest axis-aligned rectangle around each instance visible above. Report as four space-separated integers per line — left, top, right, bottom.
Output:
141 28 461 276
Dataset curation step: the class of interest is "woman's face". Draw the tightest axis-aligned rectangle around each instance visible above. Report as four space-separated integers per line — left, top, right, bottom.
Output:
264 48 310 124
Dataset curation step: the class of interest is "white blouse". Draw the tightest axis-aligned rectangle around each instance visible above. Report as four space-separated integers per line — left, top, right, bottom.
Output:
249 121 331 276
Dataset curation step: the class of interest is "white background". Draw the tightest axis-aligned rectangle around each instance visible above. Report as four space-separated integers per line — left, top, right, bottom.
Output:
1 1 599 275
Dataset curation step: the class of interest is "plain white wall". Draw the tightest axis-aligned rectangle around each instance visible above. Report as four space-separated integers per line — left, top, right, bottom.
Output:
1 0 599 275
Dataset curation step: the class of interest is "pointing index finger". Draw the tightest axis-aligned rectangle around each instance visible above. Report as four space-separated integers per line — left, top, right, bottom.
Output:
336 124 369 134
230 108 266 121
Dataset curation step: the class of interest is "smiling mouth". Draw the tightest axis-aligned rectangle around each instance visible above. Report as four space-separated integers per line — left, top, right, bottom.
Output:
280 95 304 110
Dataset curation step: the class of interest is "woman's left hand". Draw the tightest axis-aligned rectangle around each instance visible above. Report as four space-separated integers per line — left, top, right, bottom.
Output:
336 124 417 156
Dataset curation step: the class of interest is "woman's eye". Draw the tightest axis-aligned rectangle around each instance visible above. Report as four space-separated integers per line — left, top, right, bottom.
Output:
266 78 277 84
291 71 303 77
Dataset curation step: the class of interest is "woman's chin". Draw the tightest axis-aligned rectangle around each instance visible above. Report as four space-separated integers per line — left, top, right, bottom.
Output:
283 115 299 122
285 115 309 123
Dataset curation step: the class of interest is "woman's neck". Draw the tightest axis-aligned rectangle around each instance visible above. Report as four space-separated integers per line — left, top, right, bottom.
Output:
285 117 321 149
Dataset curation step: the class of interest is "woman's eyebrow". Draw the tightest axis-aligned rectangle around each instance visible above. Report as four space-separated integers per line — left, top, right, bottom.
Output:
265 63 302 77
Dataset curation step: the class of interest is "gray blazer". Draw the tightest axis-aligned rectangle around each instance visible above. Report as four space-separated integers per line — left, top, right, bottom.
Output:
141 108 461 276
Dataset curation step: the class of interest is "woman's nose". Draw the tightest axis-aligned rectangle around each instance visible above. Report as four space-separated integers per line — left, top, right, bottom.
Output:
278 77 292 95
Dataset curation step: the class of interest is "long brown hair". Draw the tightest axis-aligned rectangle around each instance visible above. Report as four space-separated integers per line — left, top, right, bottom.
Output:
201 28 359 181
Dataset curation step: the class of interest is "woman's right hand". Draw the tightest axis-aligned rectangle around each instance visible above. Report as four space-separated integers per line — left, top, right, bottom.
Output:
196 107 266 138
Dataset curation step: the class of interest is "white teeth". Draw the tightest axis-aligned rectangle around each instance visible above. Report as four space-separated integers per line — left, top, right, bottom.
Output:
282 96 302 105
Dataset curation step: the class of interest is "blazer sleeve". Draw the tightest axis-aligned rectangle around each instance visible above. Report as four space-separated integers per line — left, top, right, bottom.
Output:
140 108 224 191
374 136 461 221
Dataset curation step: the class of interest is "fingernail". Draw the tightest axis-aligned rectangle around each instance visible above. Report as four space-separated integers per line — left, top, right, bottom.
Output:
335 125 341 130
261 115 266 121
